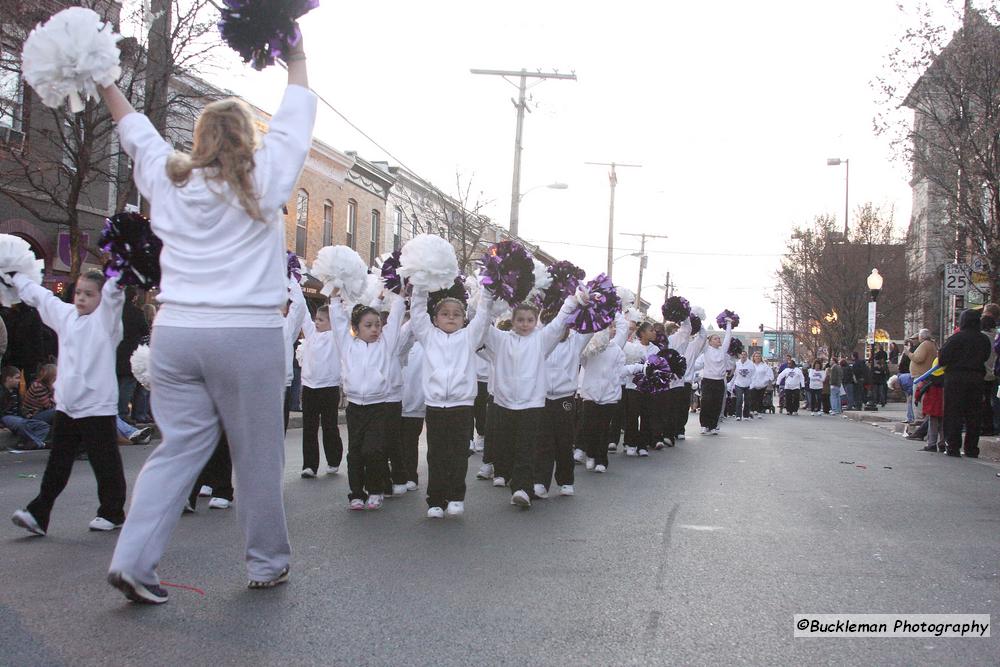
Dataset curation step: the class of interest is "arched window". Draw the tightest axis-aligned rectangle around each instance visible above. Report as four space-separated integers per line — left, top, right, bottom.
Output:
295 190 308 256
346 200 357 249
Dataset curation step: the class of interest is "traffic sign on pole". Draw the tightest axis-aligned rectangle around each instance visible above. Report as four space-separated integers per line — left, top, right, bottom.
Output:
944 263 970 296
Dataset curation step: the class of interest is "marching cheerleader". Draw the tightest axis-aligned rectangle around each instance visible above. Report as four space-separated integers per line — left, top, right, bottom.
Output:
699 317 734 434
283 280 307 431
330 290 406 510
484 295 582 508
400 333 425 490
103 38 315 601
622 322 659 456
293 283 343 478
664 316 707 445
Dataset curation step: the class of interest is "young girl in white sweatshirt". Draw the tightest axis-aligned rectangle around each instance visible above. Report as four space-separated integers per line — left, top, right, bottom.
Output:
699 318 733 434
409 288 492 518
483 296 580 508
622 322 659 456
292 283 343 478
9 270 126 538
330 291 406 510
103 40 314 602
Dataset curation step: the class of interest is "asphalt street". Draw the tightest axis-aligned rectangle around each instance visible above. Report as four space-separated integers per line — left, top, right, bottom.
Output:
1 411 998 666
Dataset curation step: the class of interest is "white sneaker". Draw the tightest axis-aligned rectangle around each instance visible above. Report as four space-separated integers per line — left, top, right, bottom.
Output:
594 464 607 473
492 476 507 487
736 417 742 421
476 463 494 480
427 506 445 519
625 446 638 457
392 484 408 496
559 484 575 496
198 485 212 497
608 443 618 452
88 517 122 531
11 509 45 536
510 490 531 507
446 501 465 517
472 435 485 452
533 484 549 499
573 448 585 463
638 449 649 457
701 427 710 434
301 468 317 479
405 481 417 491
208 497 231 509
711 428 720 435
585 458 596 471
348 499 365 511
365 494 384 510
677 434 685 441
326 466 340 475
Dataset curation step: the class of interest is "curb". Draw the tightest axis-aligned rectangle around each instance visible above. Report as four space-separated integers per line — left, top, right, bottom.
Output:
841 410 1000 461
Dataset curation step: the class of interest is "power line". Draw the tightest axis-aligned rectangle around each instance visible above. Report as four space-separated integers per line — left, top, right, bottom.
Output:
524 238 783 258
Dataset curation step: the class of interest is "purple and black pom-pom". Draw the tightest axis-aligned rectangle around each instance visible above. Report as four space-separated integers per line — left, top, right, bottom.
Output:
728 337 744 357
379 249 404 294
634 353 674 394
218 0 319 71
534 259 586 320
661 295 691 324
479 240 535 306
569 273 620 334
660 347 687 379
287 250 301 282
426 276 468 315
690 315 702 335
100 212 163 290
716 309 740 329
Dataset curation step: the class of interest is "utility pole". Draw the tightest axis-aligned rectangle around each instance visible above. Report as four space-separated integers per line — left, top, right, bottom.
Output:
622 232 668 313
585 161 641 279
471 68 577 238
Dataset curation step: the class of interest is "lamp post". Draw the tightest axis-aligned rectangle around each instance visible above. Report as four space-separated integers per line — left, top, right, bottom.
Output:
826 157 850 239
519 182 569 202
864 268 884 411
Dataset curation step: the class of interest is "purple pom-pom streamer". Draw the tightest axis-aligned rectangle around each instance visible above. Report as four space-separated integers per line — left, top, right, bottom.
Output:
218 0 319 71
426 276 468 316
535 260 586 317
100 212 163 290
286 250 301 282
716 309 740 329
479 241 535 307
660 347 687 380
728 337 744 357
661 295 691 323
634 353 675 394
377 250 404 294
569 273 621 334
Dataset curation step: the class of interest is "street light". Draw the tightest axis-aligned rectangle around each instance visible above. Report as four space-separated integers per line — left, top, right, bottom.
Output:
827 157 850 239
518 182 569 202
613 251 643 263
865 268 884 411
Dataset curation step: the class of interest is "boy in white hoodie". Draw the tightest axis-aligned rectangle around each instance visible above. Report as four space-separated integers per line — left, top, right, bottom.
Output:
483 295 582 508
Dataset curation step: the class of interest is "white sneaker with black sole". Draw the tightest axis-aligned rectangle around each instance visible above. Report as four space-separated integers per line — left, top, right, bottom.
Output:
573 448 585 463
198 485 212 497
625 446 638 457
677 434 685 441
108 571 169 604
594 464 607 473
427 506 444 519
585 458 596 471
560 484 574 496
301 468 317 479
392 484 408 496
510 490 531 507
11 509 45 536
492 476 506 487
406 481 417 491
128 426 154 444
208 497 231 509
476 463 494 480
89 517 123 531
446 501 465 517
533 484 548 499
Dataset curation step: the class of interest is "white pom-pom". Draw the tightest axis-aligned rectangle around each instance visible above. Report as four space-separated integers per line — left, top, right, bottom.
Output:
311 245 369 303
398 234 458 292
130 344 152 390
295 343 305 365
532 260 552 292
625 307 643 323
21 8 122 113
623 341 646 364
0 234 44 307
354 273 382 310
691 305 707 320
617 287 636 310
464 273 480 306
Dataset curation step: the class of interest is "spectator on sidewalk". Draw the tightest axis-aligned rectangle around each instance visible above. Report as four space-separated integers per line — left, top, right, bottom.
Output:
841 357 856 411
850 353 868 410
0 366 49 450
903 329 937 422
22 363 56 423
981 303 998 436
915 369 945 453
938 309 991 458
829 357 843 414
871 357 889 406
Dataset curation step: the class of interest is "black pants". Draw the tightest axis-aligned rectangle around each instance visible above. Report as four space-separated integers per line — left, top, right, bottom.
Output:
609 388 625 444
283 385 292 433
301 386 343 472
943 376 983 457
345 402 388 501
473 382 490 437
536 397 575 489
425 406 472 507
700 378 725 429
482 401 501 465
749 388 764 414
383 401 406 491
582 400 616 467
492 405 542 494
26 413 124 532
663 386 687 439
785 388 801 414
622 388 641 446
188 434 233 507
401 416 423 484
983 381 998 435
677 384 692 434
639 393 669 448
807 388 822 412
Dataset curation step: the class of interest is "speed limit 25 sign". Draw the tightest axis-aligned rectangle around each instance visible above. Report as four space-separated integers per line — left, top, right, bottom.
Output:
944 264 970 295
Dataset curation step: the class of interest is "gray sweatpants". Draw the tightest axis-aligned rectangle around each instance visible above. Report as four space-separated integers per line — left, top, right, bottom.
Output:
109 326 290 585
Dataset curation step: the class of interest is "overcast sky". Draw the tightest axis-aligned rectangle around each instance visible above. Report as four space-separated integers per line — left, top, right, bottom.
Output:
198 0 965 331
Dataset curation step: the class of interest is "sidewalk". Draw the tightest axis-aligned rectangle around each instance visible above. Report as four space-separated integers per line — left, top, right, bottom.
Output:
840 401 1000 461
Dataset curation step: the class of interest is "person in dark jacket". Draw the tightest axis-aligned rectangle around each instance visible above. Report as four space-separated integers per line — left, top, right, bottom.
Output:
116 289 150 422
841 358 856 411
938 309 992 458
850 353 868 410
